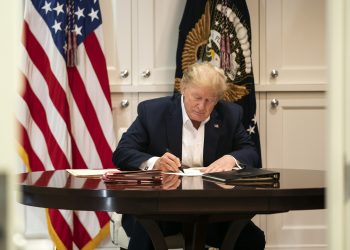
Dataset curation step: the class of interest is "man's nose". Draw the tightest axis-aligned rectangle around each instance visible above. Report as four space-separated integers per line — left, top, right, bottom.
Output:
197 100 207 110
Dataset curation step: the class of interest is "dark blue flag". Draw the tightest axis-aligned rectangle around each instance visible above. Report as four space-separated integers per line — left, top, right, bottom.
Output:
175 0 262 167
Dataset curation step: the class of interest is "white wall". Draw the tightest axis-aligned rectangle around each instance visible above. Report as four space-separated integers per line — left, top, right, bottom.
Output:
326 0 350 249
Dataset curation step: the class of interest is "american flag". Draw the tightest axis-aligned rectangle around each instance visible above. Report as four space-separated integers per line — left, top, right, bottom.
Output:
18 0 116 249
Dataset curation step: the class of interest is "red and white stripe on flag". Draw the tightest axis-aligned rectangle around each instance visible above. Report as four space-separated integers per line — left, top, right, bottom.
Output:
17 0 116 249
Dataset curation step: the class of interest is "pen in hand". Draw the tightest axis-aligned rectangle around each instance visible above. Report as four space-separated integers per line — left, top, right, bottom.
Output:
166 148 184 173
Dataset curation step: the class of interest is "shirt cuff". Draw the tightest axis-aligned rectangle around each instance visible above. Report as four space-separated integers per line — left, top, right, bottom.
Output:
140 156 159 170
225 155 242 170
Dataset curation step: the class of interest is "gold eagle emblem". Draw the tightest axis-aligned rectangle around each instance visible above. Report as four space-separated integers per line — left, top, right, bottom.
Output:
175 0 249 102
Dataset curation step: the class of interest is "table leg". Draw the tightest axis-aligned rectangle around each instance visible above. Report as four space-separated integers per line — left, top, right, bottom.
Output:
138 218 168 250
182 216 207 250
220 219 250 250
137 215 252 250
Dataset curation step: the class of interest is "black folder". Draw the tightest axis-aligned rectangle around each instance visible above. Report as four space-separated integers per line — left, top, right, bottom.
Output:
202 168 280 184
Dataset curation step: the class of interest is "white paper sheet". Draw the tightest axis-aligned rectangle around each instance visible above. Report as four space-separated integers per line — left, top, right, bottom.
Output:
163 167 204 176
66 169 119 177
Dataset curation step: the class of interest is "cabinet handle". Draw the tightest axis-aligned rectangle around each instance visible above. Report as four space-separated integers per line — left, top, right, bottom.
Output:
120 70 129 79
120 99 129 109
141 69 151 78
271 69 279 78
271 99 279 108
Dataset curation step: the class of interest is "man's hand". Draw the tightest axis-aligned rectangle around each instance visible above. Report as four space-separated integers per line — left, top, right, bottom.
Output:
154 152 181 172
202 155 236 173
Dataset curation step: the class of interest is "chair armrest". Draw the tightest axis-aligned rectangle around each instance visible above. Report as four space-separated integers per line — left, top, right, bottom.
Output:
110 212 130 248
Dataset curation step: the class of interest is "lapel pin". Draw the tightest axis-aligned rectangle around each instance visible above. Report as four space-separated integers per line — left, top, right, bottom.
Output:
214 124 219 128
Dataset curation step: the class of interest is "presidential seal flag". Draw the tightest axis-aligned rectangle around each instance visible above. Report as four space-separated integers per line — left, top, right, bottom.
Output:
175 0 261 167
18 0 116 249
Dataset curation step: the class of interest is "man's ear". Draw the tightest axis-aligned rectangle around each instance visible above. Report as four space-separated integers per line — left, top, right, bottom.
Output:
180 84 186 95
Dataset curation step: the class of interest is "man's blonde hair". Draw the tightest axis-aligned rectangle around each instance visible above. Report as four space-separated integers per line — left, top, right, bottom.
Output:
180 62 227 99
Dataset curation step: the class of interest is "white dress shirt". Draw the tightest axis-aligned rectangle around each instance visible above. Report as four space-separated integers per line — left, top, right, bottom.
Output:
180 95 209 168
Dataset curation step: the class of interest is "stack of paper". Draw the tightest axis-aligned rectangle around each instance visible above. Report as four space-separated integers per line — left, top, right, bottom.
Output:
102 170 162 185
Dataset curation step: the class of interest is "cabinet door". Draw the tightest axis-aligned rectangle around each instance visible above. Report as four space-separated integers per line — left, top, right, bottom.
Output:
264 0 326 85
265 92 327 249
101 0 132 86
266 92 326 170
111 93 138 143
135 0 186 85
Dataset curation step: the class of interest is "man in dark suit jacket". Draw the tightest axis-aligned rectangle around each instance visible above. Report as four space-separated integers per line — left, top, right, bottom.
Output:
113 62 265 250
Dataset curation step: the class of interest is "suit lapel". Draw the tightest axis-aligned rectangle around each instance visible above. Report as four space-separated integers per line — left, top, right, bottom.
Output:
203 109 221 166
166 96 183 159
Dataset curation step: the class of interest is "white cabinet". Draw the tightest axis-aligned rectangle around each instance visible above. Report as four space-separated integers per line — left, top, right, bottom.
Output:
103 0 186 139
111 93 138 142
262 0 326 85
101 0 132 86
264 209 327 250
265 92 326 170
136 0 186 86
259 1 328 248
261 92 327 250
101 0 186 89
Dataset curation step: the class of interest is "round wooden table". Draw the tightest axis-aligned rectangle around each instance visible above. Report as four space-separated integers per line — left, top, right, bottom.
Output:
18 168 325 250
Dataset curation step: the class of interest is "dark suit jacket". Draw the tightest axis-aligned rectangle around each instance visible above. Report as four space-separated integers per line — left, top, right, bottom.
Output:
113 94 258 170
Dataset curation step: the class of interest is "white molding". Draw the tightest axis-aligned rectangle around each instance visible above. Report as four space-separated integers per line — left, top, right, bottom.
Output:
110 83 327 93
21 239 54 250
255 84 327 92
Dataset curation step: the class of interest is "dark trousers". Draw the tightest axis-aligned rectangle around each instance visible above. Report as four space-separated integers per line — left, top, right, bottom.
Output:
122 215 265 250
